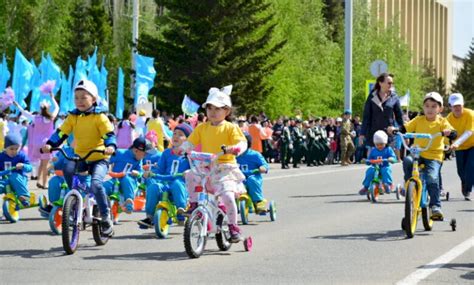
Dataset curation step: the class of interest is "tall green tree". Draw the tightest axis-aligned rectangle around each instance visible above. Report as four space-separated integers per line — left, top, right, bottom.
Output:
139 0 285 114
452 40 474 107
264 0 343 118
321 0 345 45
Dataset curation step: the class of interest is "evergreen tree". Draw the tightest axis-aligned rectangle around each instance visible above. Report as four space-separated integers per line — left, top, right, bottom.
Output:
452 40 474 107
59 1 95 69
139 0 285 114
321 0 345 45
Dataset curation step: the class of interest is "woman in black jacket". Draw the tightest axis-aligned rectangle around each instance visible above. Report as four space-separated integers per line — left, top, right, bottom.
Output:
360 73 404 149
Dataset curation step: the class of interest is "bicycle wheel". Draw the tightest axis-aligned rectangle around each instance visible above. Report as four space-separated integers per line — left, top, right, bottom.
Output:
370 184 378 203
2 199 19 223
49 206 62 235
92 205 109 246
216 213 232 251
404 181 418 238
110 200 120 224
62 195 80 254
239 200 249 225
183 212 207 258
269 200 276 222
154 208 170 239
421 207 433 231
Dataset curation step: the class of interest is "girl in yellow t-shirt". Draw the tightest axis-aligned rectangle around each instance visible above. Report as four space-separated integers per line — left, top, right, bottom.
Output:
180 85 247 243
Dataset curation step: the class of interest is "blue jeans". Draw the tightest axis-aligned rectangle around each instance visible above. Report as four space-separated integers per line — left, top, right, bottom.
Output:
403 156 442 207
455 147 474 194
362 166 393 189
64 159 110 217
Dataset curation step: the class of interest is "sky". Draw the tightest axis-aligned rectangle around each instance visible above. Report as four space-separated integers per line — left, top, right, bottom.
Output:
453 0 474 58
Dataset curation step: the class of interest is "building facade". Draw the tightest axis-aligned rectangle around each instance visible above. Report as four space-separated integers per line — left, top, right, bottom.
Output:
368 0 452 88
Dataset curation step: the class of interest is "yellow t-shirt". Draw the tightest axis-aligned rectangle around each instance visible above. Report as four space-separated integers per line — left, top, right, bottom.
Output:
187 121 246 164
447 108 474 151
404 115 454 161
146 118 165 152
59 113 114 161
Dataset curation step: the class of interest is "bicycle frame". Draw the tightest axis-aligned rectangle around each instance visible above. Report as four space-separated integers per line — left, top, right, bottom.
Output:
397 132 441 210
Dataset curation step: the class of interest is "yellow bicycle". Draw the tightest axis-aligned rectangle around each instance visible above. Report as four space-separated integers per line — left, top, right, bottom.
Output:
397 132 456 238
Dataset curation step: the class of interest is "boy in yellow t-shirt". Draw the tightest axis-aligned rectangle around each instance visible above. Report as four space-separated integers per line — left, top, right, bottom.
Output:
389 92 456 220
42 80 117 236
447 93 474 200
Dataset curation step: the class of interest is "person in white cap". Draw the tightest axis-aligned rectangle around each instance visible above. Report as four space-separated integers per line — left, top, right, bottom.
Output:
388 92 457 220
447 93 473 200
178 85 248 243
42 79 117 236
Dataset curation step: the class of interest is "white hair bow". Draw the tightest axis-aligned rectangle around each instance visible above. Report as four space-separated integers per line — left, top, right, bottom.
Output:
209 85 233 96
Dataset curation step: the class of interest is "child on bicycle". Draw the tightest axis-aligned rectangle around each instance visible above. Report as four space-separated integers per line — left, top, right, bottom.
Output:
180 86 248 243
42 79 116 236
138 123 192 228
237 132 269 213
0 134 33 207
388 92 456 220
358 130 397 195
103 137 147 214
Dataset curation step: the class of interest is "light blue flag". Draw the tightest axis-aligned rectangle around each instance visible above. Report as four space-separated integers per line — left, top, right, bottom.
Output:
12 48 34 109
29 59 42 112
73 56 88 92
134 53 156 107
87 46 98 73
99 56 108 103
67 66 75 112
41 54 62 95
88 64 101 93
181 95 200 116
59 72 69 114
0 54 11 92
116 67 125 119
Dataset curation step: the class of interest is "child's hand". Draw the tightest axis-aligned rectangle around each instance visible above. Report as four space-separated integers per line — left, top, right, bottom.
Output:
450 143 459 151
258 166 268 174
16 163 24 170
41 145 52 153
104 146 115 155
130 170 140 177
386 126 395 135
143 171 151 178
442 129 452 137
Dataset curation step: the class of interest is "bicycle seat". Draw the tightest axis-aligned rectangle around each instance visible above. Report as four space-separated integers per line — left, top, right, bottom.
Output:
109 172 126 179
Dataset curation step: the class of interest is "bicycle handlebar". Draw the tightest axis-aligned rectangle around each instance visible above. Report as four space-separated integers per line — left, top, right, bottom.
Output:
366 158 397 165
48 147 107 162
0 167 17 176
149 173 183 181
394 131 442 153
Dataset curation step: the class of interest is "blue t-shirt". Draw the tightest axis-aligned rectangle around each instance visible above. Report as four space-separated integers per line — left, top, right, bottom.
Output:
156 148 190 175
109 149 143 173
236 149 269 177
144 149 162 172
367 146 396 167
0 151 32 176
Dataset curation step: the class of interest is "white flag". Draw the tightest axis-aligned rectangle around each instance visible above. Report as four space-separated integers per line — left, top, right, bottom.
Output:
400 90 410 107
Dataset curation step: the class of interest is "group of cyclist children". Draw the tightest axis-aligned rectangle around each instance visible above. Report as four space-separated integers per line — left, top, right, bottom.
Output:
0 79 269 243
357 91 471 221
0 79 470 239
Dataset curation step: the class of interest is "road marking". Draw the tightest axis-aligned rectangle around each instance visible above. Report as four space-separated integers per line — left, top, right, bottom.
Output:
396 236 474 285
265 166 363 181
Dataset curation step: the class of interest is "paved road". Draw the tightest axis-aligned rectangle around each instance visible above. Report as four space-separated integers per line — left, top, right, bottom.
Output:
0 160 472 284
